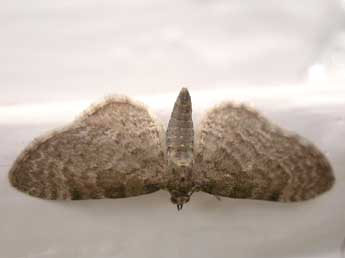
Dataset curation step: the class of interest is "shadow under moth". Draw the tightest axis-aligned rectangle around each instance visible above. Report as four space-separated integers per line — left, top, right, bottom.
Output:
9 88 335 210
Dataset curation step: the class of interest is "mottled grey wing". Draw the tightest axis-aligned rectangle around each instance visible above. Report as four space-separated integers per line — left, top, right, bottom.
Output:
194 103 334 202
9 96 166 200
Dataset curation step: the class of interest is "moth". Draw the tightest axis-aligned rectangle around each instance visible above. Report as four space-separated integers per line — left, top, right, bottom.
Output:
9 88 335 210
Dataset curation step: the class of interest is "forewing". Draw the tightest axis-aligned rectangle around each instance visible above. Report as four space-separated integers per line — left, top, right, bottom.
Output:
194 103 334 202
9 96 166 200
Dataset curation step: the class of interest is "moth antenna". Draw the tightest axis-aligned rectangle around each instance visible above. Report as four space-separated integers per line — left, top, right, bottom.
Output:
188 185 200 197
214 195 222 201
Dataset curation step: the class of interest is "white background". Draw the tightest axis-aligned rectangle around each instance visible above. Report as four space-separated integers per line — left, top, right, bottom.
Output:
1 1 345 258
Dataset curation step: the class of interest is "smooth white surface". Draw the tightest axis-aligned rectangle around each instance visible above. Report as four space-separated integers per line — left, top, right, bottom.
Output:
1 0 345 104
1 1 345 258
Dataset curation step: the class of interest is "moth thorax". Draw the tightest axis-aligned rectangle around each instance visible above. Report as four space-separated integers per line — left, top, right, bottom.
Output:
168 158 193 177
167 161 194 210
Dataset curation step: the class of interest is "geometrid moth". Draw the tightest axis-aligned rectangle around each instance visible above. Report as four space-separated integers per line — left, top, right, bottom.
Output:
9 88 334 210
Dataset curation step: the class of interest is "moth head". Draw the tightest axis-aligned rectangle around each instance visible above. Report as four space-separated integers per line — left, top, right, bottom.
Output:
170 195 190 211
169 189 196 211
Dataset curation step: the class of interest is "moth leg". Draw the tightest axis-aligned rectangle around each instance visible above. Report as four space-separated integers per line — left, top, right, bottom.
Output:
214 195 222 201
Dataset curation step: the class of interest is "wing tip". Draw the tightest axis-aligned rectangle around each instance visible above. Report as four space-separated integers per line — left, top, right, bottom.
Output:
8 166 70 200
8 161 38 198
8 166 18 189
319 158 336 194
8 166 36 198
282 160 335 202
7 126 69 190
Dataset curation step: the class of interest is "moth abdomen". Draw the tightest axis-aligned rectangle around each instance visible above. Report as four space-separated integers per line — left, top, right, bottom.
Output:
166 88 194 163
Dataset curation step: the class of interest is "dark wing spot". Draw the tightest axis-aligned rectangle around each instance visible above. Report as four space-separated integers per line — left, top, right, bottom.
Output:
269 191 280 201
71 189 82 200
144 184 160 193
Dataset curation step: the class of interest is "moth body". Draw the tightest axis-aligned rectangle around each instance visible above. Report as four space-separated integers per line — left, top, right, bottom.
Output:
8 87 335 211
166 88 195 210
